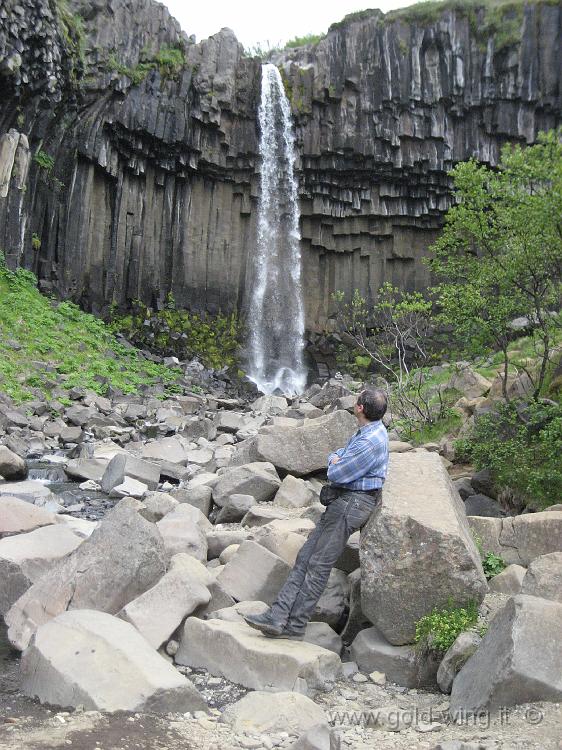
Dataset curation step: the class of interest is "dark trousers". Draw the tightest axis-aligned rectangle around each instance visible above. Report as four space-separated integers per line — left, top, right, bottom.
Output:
268 490 381 634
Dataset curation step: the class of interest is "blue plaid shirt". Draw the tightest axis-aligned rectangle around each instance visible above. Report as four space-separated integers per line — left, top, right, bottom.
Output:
327 420 389 491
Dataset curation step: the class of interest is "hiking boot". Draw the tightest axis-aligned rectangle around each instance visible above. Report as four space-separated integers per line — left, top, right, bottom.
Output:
243 612 285 636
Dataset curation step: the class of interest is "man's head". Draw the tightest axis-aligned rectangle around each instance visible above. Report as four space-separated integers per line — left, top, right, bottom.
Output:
355 388 387 423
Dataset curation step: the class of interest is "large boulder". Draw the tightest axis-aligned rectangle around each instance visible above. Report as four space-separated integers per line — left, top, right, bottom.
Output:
216 540 291 605
361 451 488 645
220 691 327 735
468 512 562 566
273 475 315 508
520 552 562 602
0 525 84 615
212 462 281 506
101 454 161 493
141 437 189 464
156 505 208 561
6 499 168 650
175 618 342 694
0 445 27 480
21 610 206 712
253 411 357 475
0 496 55 537
215 494 256 523
119 554 212 648
447 367 491 400
488 564 526 595
450 595 562 714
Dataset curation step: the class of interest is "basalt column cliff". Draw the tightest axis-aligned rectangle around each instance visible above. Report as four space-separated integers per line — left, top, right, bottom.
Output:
0 0 560 331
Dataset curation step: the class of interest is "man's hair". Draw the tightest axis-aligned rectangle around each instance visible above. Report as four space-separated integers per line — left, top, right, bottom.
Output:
357 388 387 422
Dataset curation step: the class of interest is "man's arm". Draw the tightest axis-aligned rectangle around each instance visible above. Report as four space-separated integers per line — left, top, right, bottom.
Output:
327 437 384 484
327 447 345 465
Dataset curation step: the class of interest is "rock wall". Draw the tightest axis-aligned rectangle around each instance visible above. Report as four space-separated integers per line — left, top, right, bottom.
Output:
0 0 560 331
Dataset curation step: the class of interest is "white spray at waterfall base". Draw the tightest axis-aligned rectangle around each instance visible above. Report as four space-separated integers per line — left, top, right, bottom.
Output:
246 63 307 397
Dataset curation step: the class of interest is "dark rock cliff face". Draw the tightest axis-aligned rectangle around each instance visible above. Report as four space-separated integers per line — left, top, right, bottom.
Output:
0 0 560 332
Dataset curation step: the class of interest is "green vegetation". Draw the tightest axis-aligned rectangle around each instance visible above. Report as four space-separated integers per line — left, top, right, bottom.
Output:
33 150 55 173
430 129 562 401
285 33 324 48
0 254 182 404
482 552 507 579
415 600 479 655
31 233 41 251
107 44 186 85
55 0 87 83
456 400 562 509
109 294 241 372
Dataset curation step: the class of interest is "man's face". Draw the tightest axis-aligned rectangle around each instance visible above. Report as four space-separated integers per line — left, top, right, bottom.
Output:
354 394 365 419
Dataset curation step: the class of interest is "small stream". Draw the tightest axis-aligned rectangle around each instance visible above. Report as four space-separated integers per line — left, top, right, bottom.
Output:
25 455 117 521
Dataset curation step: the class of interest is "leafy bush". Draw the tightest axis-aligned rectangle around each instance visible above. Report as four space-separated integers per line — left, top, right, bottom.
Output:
456 400 562 509
415 600 479 655
33 150 55 172
109 294 241 371
108 44 185 85
482 552 507 579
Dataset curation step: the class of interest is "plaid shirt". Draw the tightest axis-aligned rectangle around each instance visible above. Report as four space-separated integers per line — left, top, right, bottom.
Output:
326 420 389 491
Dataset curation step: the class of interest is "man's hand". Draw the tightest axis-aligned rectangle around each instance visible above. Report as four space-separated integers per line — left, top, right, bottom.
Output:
331 455 341 464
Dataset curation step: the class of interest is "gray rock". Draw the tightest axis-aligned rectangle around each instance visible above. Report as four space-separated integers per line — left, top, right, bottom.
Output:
21 610 206 712
470 469 497 499
220 690 327 734
141 437 189 464
520 552 562 602
303 622 342 656
488 564 526 594
212 462 281 506
6 499 168 650
171 485 213 516
0 445 27 480
351 626 439 688
241 505 289 527
450 595 562 714
0 525 84 615
464 494 504 517
176 618 341 694
156 505 208 561
436 631 481 694
361 452 487 645
273 475 315 508
101 453 161 493
254 411 357 476
340 568 371 646
216 540 291 605
206 528 249 559
215 493 256 523
468 512 562 566
139 492 179 522
0 495 55 537
119 554 212 648
65 458 108 482
313 569 349 629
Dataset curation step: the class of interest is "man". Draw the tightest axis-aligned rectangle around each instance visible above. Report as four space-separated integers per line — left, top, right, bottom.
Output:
244 388 389 640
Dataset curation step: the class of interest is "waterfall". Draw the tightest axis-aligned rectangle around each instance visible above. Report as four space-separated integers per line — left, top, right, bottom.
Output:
246 63 307 397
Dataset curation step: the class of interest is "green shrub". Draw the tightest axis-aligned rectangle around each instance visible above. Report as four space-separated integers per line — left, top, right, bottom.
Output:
34 150 55 172
456 400 562 509
285 33 324 49
109 295 241 371
482 552 507 579
31 233 41 251
415 600 479 655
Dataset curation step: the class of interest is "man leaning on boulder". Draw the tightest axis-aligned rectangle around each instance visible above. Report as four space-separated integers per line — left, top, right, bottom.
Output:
244 388 389 640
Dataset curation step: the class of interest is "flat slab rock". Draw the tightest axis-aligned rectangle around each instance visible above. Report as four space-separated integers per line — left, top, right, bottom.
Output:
360 451 487 645
21 610 206 713
468 512 562 566
175 618 342 694
0 495 56 536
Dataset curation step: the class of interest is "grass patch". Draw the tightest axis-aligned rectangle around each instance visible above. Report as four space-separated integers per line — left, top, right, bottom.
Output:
0 255 183 404
107 44 186 85
285 33 325 48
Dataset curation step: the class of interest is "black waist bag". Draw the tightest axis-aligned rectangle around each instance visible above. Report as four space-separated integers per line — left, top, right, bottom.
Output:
319 485 343 507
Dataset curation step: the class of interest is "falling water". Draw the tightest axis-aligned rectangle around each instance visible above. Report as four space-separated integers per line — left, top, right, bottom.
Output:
246 63 307 397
